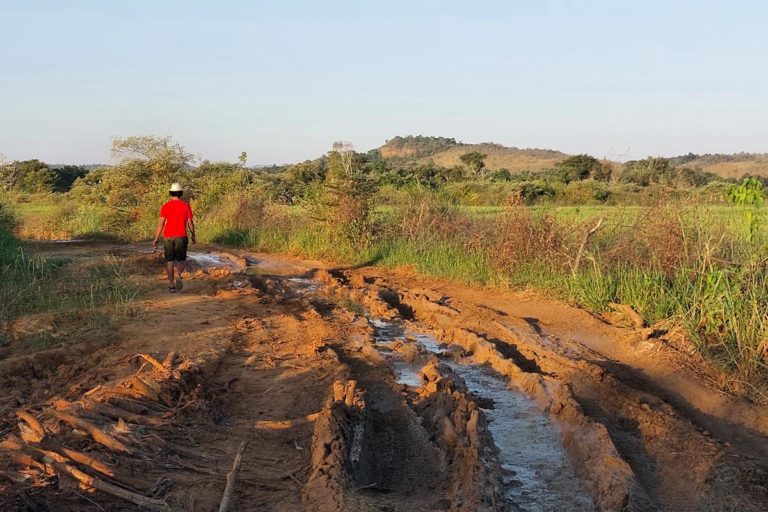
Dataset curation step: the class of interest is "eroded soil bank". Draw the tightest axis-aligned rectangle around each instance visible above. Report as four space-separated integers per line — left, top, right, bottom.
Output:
0 242 766 511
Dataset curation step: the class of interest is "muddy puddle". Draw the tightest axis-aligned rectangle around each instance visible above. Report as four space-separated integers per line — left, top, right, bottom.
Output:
371 319 596 512
188 256 598 510
187 251 242 271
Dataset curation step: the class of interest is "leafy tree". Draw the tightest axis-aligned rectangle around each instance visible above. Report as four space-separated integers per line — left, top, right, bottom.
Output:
675 167 719 187
318 142 377 248
556 154 610 183
277 159 328 202
620 157 673 186
238 151 248 168
0 159 55 193
459 151 487 177
52 165 88 192
111 135 194 183
508 181 556 205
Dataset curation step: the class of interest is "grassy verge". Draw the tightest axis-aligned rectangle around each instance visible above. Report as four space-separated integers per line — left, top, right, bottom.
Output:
16 191 768 401
196 203 768 402
0 226 141 350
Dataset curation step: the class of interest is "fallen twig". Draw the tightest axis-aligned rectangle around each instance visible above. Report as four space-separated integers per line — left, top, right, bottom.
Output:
127 376 161 402
7 437 164 510
40 454 171 512
81 398 166 427
106 388 168 411
218 440 246 512
45 408 130 453
134 353 169 375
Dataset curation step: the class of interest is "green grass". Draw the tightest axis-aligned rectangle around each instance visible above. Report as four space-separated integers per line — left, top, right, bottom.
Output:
14 201 57 217
373 239 497 285
11 190 768 401
199 203 768 401
0 227 140 348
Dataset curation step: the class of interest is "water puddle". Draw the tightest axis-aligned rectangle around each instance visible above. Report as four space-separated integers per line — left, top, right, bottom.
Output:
187 252 241 271
243 254 308 274
238 260 596 511
286 277 319 293
370 319 595 512
37 239 90 244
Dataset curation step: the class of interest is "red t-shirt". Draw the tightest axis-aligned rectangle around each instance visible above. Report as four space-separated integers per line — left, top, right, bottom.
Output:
160 199 193 238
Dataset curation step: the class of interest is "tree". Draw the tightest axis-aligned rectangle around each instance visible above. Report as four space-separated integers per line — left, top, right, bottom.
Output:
0 159 55 193
111 136 194 182
459 152 487 177
555 154 610 183
620 157 672 186
319 141 377 248
52 165 88 192
238 151 248 168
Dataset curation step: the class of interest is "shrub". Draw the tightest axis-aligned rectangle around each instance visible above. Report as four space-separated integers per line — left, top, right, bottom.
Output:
556 154 611 183
507 181 557 205
0 199 18 232
488 208 578 271
562 181 612 204
599 207 694 276
394 193 468 244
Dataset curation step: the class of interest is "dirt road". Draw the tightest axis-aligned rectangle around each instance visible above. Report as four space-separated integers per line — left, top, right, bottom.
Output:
1 242 766 511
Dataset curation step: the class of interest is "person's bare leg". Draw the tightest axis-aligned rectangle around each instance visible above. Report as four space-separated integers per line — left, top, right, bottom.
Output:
166 261 175 288
174 261 186 290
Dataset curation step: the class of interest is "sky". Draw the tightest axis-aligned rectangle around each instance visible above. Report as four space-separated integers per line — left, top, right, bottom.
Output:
1 0 767 164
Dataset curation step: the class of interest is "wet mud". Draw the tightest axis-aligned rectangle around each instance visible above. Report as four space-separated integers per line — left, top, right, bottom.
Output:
1 243 766 511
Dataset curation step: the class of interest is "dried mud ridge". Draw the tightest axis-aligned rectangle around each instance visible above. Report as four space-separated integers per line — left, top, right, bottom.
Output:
1 247 766 511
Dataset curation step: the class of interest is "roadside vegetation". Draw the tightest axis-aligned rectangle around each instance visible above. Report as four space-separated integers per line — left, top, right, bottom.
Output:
0 198 141 351
3 135 768 400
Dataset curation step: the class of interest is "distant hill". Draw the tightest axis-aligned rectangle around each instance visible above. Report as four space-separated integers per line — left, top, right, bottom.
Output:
378 136 568 172
379 136 465 160
671 153 768 179
379 138 768 178
421 143 567 172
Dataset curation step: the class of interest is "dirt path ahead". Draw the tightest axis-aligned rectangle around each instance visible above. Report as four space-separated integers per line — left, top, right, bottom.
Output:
1 243 766 511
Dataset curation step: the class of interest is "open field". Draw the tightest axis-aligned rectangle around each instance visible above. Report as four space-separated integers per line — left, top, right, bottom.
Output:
10 195 768 402
3 139 768 511
1 241 766 511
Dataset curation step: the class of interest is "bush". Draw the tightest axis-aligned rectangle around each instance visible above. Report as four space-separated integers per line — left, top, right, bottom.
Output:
0 199 18 232
203 189 267 243
556 154 611 183
562 181 612 204
507 181 557 205
394 192 468 244
488 208 578 271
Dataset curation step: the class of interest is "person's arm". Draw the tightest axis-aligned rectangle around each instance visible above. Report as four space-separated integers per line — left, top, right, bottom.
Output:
152 217 166 247
187 204 196 244
187 217 196 244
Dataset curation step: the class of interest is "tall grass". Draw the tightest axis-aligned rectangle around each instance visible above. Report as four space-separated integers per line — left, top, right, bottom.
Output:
34 186 768 400
0 224 140 348
216 199 767 400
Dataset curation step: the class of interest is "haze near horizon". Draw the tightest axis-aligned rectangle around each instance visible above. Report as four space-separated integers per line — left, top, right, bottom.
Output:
1 0 767 165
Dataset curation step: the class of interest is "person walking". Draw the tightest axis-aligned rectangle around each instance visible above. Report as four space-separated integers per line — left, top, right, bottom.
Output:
152 182 196 292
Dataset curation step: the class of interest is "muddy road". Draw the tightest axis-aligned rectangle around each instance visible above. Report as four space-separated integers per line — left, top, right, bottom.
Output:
1 242 766 511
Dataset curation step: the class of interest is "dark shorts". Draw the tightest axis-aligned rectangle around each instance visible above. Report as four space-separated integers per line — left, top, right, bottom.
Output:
163 237 189 262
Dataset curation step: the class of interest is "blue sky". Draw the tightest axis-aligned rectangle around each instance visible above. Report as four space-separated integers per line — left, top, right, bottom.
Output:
1 0 767 164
